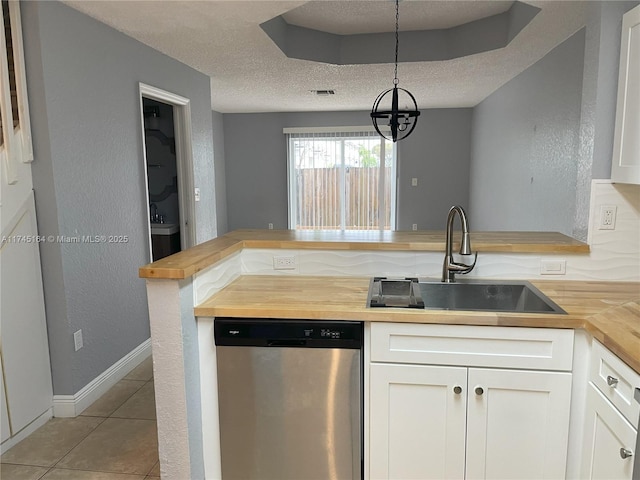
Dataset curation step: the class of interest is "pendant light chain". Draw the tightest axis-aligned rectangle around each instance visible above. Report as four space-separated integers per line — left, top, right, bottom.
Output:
394 0 399 85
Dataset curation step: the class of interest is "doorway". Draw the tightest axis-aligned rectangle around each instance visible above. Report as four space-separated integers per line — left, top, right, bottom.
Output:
139 84 195 262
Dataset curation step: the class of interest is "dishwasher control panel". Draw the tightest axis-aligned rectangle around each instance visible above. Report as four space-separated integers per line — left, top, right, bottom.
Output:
214 318 362 349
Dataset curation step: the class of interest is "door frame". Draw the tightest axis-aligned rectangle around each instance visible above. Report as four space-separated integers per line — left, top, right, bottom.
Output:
139 83 196 262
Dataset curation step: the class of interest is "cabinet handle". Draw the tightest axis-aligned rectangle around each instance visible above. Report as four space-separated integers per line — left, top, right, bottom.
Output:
620 448 633 459
475 386 484 396
453 386 462 395
606 375 619 387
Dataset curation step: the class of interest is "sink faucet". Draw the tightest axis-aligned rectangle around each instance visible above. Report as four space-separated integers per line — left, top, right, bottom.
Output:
442 205 477 283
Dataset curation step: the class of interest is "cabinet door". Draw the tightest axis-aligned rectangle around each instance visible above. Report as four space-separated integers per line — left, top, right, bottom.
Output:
581 383 637 480
611 4 640 184
466 368 572 480
369 363 467 480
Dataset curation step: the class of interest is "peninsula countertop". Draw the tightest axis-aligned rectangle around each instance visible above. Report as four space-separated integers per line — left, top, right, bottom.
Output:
195 275 640 373
139 229 589 279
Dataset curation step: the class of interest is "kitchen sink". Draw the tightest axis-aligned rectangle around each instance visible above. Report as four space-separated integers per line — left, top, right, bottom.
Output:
418 280 566 314
368 278 566 314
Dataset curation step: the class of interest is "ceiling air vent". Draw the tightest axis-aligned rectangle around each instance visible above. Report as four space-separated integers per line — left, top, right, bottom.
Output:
311 89 336 96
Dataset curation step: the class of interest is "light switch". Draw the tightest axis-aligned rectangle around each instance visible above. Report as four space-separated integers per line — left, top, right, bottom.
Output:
411 178 418 187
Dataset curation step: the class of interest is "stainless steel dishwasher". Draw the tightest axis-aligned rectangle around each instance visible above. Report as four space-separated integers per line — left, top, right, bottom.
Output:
214 318 363 480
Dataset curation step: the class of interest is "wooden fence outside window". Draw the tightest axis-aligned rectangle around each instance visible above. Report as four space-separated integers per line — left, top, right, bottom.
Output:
294 166 392 230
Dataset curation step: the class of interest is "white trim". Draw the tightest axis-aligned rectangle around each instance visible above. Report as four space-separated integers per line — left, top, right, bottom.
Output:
139 83 196 256
197 318 222 480
0 3 16 184
52 339 151 417
286 136 295 229
283 126 390 134
8 1 33 164
0 407 52 454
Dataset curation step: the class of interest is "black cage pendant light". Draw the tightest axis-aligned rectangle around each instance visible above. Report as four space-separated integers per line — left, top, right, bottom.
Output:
370 0 420 142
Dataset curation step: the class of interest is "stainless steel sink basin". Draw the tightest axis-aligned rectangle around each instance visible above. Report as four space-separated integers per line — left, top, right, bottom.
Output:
417 280 566 314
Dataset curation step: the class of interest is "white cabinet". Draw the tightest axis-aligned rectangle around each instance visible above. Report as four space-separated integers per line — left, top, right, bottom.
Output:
368 323 574 480
581 341 638 480
582 384 636 480
465 368 572 480
611 4 640 184
369 363 467 479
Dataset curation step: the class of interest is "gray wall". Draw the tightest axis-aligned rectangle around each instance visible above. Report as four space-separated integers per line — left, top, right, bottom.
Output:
224 110 472 231
573 1 639 240
212 110 228 235
469 29 586 235
396 109 472 230
467 1 638 239
22 1 217 395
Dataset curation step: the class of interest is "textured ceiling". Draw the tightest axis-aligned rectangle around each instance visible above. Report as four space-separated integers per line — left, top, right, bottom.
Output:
63 1 588 113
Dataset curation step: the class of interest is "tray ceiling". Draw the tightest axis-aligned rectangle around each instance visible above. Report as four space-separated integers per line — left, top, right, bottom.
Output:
64 1 588 113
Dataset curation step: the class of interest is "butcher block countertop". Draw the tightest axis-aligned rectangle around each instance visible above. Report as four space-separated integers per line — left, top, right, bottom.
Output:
139 229 589 279
195 275 640 373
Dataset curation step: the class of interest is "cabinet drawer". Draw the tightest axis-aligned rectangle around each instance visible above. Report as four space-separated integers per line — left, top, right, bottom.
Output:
590 340 640 427
370 323 574 371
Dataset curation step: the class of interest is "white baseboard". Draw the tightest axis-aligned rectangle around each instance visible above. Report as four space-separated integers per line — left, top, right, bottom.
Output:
1 408 52 454
53 339 151 417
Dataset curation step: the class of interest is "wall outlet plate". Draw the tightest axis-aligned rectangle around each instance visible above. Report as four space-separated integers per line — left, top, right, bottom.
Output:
273 256 296 270
598 205 616 230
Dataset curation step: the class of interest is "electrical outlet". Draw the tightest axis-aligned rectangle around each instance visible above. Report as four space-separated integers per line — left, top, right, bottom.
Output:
540 260 566 275
194 187 201 202
599 205 617 230
74 329 83 351
412 224 418 231
273 256 296 270
268 223 274 230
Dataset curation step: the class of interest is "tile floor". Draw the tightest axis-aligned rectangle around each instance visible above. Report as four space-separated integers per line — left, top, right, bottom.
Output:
1 357 159 480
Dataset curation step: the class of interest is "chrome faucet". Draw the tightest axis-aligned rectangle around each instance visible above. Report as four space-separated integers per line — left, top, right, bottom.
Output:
442 205 477 283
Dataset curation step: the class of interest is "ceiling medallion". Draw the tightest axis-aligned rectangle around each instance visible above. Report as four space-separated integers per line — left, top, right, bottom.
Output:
370 0 420 142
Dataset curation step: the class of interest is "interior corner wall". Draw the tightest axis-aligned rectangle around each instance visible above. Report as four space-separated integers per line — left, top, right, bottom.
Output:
469 28 586 236
223 109 472 232
22 0 216 395
572 0 640 241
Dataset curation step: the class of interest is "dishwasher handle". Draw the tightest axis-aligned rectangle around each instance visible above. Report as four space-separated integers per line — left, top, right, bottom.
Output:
268 339 306 347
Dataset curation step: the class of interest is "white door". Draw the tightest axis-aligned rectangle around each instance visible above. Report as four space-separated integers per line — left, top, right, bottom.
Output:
369 363 467 480
581 384 637 480
0 0 52 441
465 368 572 480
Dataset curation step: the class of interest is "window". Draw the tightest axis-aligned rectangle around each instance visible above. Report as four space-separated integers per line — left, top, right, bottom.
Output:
286 128 396 231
